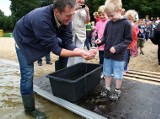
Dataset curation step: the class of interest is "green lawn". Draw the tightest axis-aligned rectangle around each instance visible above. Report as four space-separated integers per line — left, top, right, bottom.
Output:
3 33 13 37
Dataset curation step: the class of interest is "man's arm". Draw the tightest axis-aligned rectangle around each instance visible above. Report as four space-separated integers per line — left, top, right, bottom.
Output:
84 5 90 23
60 48 96 60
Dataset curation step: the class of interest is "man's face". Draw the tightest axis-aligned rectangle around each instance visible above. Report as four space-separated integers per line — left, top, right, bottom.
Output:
54 5 75 25
77 0 85 5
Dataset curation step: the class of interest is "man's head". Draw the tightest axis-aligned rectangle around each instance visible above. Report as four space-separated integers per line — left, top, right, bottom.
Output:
76 0 85 5
53 0 76 25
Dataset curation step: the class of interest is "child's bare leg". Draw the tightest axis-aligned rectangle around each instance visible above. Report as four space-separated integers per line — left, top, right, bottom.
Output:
109 78 122 100
115 79 122 89
105 76 112 88
100 76 112 96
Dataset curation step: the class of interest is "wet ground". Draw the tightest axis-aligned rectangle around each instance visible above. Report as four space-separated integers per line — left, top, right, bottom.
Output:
0 59 83 119
34 71 160 119
1 58 160 119
77 79 160 119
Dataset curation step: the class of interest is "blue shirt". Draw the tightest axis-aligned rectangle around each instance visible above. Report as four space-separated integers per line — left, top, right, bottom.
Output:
138 25 145 39
13 5 75 64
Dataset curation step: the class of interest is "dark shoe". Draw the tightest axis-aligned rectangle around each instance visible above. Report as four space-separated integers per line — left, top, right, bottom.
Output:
109 89 121 101
25 109 47 119
100 73 105 79
100 88 111 97
38 62 42 66
140 52 144 55
46 62 52 65
22 95 47 119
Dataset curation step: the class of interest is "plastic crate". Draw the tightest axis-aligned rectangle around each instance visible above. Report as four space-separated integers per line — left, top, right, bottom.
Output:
47 63 102 102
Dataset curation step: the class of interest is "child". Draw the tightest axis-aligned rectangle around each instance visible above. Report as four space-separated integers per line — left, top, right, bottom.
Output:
90 21 97 47
93 12 100 23
124 10 139 74
85 22 93 50
137 19 146 55
94 5 108 78
95 0 132 100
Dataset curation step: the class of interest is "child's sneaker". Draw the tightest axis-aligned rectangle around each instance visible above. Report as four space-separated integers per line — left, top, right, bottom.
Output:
100 73 105 79
100 87 111 97
109 89 121 101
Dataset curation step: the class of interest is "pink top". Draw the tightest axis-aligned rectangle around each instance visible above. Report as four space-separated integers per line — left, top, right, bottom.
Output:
95 19 108 51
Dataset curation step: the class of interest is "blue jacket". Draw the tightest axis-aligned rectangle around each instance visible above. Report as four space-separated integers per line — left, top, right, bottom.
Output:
13 5 75 64
137 25 145 39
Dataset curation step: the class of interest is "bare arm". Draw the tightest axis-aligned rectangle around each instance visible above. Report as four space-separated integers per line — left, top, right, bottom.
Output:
60 48 97 60
84 5 90 23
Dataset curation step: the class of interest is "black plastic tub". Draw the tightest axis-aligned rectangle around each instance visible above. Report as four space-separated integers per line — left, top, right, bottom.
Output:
46 63 102 102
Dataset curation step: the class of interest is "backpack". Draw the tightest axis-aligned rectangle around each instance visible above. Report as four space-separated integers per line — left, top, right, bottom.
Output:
149 28 157 45
149 23 160 45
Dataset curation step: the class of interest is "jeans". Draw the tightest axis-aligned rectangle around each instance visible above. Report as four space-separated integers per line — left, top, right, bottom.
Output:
37 53 51 64
15 46 34 95
99 51 104 65
103 58 125 79
85 36 92 50
158 43 160 63
124 49 130 71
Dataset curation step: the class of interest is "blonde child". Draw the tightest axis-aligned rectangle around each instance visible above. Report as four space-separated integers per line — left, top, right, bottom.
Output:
93 12 100 23
137 19 146 55
94 5 108 78
124 10 139 74
95 0 132 100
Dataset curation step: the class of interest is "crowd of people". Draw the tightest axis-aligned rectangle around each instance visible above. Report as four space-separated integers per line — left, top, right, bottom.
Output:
12 0 160 118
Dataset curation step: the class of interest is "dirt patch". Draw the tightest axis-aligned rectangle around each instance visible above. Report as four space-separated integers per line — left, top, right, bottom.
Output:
0 37 160 75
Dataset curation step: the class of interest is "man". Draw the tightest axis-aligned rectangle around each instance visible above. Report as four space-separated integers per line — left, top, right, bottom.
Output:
37 53 52 66
13 0 96 118
67 0 91 66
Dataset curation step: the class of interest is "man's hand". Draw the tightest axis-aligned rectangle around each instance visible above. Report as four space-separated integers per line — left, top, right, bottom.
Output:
84 5 89 14
73 48 97 60
74 4 83 10
88 49 97 57
82 49 97 60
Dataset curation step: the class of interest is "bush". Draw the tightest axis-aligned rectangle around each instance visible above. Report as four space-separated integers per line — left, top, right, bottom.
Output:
3 33 13 37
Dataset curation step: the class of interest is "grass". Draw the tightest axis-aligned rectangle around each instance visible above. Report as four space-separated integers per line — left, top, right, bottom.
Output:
3 33 13 37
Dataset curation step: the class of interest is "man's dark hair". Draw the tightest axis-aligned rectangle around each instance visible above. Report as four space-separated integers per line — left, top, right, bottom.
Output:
53 0 76 13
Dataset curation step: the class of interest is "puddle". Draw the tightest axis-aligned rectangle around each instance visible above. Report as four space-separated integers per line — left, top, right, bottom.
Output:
0 59 83 119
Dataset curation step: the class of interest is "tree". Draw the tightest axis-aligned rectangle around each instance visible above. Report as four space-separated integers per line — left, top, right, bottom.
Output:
86 0 106 21
0 13 13 31
86 0 160 20
10 0 41 24
40 0 52 6
5 0 160 31
122 0 160 18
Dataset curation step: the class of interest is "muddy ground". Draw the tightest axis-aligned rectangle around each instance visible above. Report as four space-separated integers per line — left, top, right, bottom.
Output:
0 37 160 75
0 37 160 119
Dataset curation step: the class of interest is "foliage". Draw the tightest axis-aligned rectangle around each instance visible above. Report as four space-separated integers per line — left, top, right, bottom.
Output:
40 0 52 6
86 0 160 20
86 0 106 21
3 33 13 37
0 11 14 31
122 0 160 18
9 0 41 24
1 0 160 31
